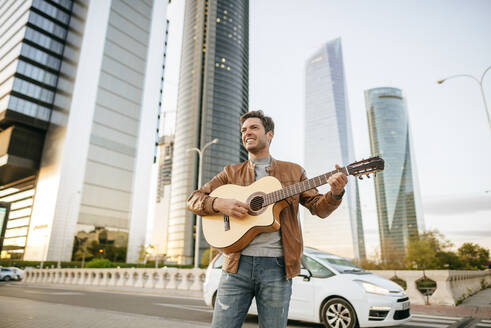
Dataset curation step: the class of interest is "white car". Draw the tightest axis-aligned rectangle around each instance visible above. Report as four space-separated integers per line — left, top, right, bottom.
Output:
203 247 411 328
0 267 24 281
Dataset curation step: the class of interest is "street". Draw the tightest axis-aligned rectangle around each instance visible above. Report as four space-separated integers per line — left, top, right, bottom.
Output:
0 282 487 328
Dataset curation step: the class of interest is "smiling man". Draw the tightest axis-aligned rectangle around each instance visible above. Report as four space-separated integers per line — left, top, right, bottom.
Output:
187 110 347 328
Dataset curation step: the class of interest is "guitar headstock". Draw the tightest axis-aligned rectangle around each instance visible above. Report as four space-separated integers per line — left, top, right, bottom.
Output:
347 156 385 179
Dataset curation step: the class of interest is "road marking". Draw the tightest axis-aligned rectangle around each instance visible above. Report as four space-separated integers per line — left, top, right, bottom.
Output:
476 323 491 327
411 314 462 321
22 290 84 296
405 314 461 328
153 302 213 313
402 322 450 328
410 317 458 324
482 320 491 323
9 284 203 300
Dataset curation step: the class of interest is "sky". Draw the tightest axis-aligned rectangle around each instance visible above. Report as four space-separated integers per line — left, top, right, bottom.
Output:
161 0 491 258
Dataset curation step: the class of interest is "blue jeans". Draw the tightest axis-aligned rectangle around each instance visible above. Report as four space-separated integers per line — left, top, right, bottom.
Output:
211 255 292 328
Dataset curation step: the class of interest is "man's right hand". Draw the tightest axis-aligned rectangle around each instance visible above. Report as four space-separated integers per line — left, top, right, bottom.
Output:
213 198 249 218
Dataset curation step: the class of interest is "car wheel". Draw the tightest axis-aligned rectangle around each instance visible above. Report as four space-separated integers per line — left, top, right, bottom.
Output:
321 297 358 328
3 276 11 282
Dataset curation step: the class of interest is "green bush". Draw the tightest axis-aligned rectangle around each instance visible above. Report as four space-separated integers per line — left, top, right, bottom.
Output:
0 259 192 269
85 259 116 268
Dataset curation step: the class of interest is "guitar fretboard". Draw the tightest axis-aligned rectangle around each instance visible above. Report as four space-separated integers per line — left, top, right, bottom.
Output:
263 167 349 206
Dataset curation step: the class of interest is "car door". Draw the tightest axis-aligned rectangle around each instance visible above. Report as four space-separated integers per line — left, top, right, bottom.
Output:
290 271 315 320
289 255 335 321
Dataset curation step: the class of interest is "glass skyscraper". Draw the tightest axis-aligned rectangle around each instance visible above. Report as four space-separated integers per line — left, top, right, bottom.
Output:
168 0 249 264
365 87 424 262
0 0 168 263
153 135 174 257
304 38 366 260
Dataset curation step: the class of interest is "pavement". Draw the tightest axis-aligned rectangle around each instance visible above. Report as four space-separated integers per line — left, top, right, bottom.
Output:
0 295 208 328
411 287 491 319
1 282 489 328
17 283 491 319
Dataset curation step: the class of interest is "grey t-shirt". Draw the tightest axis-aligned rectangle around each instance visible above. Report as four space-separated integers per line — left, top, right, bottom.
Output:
241 156 283 257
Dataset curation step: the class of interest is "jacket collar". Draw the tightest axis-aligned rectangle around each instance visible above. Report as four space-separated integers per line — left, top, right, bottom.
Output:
246 156 277 175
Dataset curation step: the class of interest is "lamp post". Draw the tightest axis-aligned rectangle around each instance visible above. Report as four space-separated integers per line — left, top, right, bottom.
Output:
437 65 491 132
188 138 219 268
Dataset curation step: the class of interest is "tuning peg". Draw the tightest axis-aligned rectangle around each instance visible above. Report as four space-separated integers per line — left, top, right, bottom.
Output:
359 176 363 180
367 174 370 179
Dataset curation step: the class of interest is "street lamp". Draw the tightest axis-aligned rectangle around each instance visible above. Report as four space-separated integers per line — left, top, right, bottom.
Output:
187 138 219 268
437 65 491 132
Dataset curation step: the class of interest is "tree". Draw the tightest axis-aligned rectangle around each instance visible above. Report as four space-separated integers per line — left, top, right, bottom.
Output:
436 251 464 269
406 230 454 269
458 243 490 270
201 248 219 267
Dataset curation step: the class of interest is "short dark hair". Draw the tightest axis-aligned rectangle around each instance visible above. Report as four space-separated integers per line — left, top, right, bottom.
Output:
240 110 275 133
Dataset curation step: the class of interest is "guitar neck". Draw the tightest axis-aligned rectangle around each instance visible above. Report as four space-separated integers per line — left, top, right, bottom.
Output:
263 167 349 206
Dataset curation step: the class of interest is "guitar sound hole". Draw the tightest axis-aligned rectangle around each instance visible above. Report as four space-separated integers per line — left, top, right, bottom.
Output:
249 196 264 211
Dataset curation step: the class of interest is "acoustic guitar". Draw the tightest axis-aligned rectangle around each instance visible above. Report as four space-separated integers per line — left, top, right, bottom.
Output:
202 156 384 254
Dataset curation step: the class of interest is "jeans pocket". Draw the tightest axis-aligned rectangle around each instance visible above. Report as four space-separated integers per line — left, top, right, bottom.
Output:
275 257 285 268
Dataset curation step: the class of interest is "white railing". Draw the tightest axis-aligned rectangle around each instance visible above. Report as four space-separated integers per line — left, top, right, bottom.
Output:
23 267 207 296
372 269 491 305
23 268 491 306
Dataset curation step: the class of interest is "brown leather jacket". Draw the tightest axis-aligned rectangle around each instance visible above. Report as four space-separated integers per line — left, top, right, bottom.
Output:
186 157 342 279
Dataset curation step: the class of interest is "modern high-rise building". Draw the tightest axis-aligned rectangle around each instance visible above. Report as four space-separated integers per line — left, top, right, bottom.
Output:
365 87 424 262
168 0 249 264
0 0 169 263
152 135 174 257
303 38 366 260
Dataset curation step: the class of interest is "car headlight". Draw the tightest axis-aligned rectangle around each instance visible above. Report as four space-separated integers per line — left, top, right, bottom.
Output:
358 281 391 295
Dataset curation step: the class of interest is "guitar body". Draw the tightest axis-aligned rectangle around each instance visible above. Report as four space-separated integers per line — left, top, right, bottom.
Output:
202 176 289 254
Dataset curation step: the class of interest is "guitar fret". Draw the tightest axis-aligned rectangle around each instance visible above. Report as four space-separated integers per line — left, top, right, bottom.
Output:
264 164 353 205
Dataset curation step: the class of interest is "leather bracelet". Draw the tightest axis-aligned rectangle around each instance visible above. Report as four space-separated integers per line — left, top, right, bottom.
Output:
211 197 218 212
332 189 345 200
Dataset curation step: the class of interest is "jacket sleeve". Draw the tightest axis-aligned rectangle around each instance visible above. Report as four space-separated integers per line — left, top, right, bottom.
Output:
186 168 229 217
299 169 342 218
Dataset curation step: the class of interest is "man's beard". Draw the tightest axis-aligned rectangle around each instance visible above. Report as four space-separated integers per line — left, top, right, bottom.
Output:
245 138 267 155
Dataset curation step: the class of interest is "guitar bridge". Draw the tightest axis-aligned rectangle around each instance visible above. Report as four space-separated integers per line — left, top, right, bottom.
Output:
223 215 230 231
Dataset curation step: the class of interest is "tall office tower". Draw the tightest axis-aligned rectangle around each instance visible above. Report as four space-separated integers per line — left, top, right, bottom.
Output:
168 0 249 264
0 0 169 263
365 87 424 262
152 135 174 257
303 38 366 260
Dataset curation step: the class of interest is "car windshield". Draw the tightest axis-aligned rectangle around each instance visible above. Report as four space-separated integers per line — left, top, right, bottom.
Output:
316 256 365 273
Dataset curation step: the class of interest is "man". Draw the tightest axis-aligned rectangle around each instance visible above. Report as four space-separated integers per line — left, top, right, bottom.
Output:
187 110 347 328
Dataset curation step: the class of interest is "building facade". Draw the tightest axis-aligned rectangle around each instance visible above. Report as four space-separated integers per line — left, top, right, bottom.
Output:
0 0 168 263
303 38 366 260
365 87 424 262
168 0 249 264
152 135 174 257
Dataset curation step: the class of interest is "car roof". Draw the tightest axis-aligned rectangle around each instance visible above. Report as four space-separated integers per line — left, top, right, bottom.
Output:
304 247 349 260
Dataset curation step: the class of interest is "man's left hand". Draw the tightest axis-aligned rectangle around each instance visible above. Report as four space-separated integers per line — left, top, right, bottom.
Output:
328 164 348 196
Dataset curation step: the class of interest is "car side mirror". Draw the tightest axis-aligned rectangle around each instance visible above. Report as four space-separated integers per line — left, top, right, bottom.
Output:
299 268 312 282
